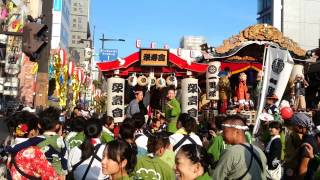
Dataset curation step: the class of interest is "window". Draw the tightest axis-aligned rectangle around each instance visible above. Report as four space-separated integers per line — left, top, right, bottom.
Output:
73 24 76 28
73 18 76 22
73 7 77 11
73 3 77 6
72 40 75 44
72 35 75 39
77 35 81 39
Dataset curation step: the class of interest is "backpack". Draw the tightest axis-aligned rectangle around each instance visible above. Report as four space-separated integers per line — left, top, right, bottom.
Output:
173 134 197 151
67 144 102 180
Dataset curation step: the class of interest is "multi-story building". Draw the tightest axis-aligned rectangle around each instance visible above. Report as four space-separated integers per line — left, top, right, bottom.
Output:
257 0 320 50
180 36 206 51
69 0 91 66
51 0 71 50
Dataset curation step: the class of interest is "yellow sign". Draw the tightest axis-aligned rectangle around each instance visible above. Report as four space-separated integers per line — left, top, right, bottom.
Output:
140 49 168 66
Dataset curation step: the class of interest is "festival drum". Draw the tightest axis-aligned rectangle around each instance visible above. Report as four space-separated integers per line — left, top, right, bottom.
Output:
128 73 137 87
137 75 148 86
166 74 177 88
156 74 166 89
148 72 156 87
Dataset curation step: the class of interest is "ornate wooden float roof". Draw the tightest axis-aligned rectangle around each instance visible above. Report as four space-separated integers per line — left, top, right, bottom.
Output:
215 24 306 57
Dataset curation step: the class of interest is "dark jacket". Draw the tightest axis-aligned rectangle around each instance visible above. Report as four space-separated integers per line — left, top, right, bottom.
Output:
265 137 282 170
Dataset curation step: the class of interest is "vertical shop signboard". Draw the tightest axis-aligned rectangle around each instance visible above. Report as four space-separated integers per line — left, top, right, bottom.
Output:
206 61 220 100
181 78 198 119
107 77 125 123
5 36 22 75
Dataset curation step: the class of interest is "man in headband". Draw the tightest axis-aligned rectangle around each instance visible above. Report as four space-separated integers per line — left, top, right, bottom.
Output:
212 115 267 180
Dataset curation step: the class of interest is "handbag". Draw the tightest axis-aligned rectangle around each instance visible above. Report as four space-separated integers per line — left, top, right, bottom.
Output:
266 163 282 180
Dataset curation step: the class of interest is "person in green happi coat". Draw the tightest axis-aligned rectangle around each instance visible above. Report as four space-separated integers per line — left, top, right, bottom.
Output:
100 114 115 143
164 87 181 133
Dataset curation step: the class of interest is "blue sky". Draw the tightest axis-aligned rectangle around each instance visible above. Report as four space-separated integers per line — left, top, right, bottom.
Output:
90 0 257 59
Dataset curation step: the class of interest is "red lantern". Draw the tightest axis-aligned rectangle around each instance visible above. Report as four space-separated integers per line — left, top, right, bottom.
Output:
281 107 294 120
59 49 67 65
68 61 74 76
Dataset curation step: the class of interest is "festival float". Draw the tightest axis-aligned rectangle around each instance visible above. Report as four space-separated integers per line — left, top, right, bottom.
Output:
97 47 208 123
201 24 310 133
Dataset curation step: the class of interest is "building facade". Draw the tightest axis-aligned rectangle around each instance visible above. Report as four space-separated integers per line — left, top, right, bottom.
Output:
257 0 320 50
51 0 71 50
180 36 206 51
69 0 91 66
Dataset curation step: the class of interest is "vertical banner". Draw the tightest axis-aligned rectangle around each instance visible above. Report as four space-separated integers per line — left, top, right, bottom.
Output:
107 77 125 123
5 36 22 75
181 78 198 119
206 61 221 100
254 46 294 134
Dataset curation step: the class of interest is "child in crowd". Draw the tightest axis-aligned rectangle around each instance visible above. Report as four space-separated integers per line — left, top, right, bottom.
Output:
132 113 149 155
100 114 115 143
264 94 281 121
5 111 59 179
101 139 137 180
132 132 175 179
37 107 68 177
150 118 161 133
65 116 86 151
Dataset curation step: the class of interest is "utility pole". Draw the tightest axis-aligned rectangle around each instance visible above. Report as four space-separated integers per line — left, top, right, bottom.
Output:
34 0 53 108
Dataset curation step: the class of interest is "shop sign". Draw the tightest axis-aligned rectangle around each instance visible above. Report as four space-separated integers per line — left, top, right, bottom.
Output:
140 49 168 66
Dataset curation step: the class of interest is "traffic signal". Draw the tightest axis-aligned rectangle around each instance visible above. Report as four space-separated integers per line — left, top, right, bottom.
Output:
22 22 48 61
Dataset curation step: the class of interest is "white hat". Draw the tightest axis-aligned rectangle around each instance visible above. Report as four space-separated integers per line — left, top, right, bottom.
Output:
258 113 274 121
22 106 36 113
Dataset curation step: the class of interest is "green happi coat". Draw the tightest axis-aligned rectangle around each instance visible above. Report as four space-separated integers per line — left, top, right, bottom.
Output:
164 98 181 133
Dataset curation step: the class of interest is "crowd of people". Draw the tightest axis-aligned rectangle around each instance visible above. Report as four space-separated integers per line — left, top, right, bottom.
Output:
0 88 319 180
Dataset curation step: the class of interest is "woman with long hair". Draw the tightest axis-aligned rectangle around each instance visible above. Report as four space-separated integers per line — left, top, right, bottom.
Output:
175 144 213 180
101 139 137 180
